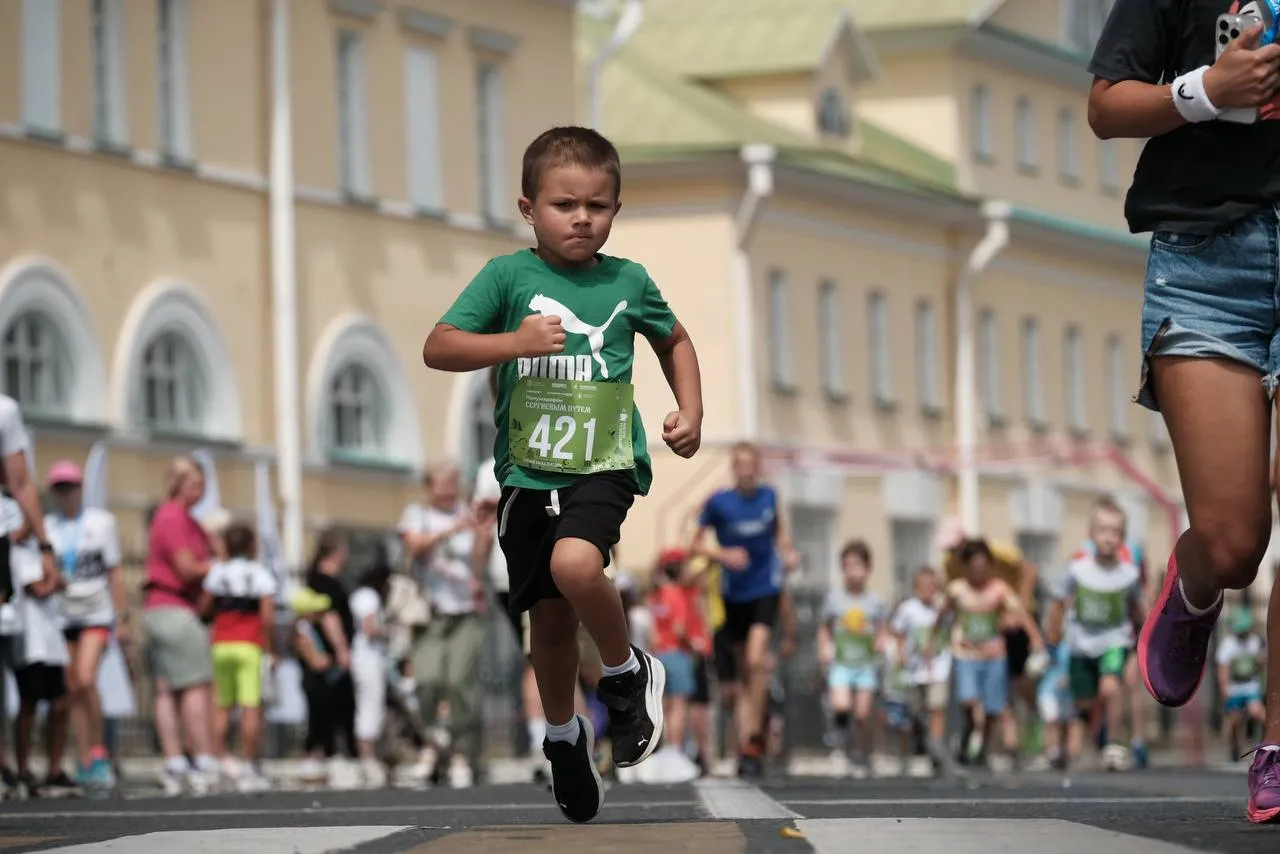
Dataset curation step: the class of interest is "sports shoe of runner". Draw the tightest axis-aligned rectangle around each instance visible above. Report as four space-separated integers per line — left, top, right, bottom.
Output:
543 714 604 823
596 645 666 767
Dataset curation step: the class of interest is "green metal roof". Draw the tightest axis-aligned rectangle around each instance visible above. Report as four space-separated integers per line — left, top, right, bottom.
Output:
577 16 957 192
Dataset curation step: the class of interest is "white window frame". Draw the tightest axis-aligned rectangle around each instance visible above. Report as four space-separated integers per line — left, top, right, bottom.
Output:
1099 138 1119 194
1059 108 1079 182
22 0 62 135
2 312 72 418
1107 334 1128 440
405 45 445 213
477 61 507 224
337 29 372 198
768 270 794 391
140 331 206 434
970 84 992 161
916 300 941 414
869 291 894 406
1022 317 1046 428
979 309 1003 422
327 362 386 459
156 0 192 161
1015 96 1036 172
1065 325 1088 434
818 280 844 399
91 0 128 147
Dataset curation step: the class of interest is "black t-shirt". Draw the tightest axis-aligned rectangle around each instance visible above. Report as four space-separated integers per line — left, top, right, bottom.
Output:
1090 0 1280 233
306 570 354 650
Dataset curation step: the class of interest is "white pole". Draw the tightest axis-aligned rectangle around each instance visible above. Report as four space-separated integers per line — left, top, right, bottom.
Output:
585 0 644 130
955 200 1010 535
270 0 303 571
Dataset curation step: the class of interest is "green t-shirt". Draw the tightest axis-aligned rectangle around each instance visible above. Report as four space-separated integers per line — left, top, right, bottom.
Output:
439 250 677 495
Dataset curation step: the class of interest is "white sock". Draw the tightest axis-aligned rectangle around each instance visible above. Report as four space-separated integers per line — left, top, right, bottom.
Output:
601 649 640 678
194 754 220 774
528 718 547 748
546 716 582 745
1178 577 1223 616
164 756 190 776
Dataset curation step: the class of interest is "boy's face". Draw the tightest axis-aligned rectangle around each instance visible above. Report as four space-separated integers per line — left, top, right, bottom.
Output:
1090 508 1126 562
965 553 991 585
842 555 869 589
731 449 760 490
914 571 937 601
519 164 620 268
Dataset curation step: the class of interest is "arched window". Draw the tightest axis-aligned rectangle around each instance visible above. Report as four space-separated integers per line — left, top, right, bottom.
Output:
328 362 386 457
2 311 73 416
140 331 207 432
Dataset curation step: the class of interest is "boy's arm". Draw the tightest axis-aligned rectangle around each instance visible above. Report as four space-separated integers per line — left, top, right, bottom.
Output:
259 596 276 658
778 586 797 658
926 592 954 652
424 315 564 372
648 322 703 458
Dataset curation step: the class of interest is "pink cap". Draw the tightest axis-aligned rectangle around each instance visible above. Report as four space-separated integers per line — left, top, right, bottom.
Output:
47 460 84 487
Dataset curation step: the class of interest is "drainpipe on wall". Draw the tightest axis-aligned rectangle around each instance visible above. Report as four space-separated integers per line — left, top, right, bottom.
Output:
955 199 1011 536
733 143 777 441
269 0 303 572
586 0 644 131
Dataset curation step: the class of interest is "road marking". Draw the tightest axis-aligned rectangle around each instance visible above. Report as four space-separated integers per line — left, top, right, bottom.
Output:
783 796 1234 807
5 799 698 820
401 822 745 853
693 778 800 820
797 819 1207 854
34 826 411 854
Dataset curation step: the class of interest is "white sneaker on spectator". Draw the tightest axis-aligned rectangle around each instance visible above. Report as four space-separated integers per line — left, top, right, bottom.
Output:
448 756 474 789
327 757 361 790
401 746 438 785
236 767 272 793
185 769 215 796
360 759 387 789
298 758 327 785
161 769 185 797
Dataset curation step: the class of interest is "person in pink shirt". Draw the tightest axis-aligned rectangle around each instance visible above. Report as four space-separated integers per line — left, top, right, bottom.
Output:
142 457 217 796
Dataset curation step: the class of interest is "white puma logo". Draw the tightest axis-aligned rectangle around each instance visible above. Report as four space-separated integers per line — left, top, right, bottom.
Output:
528 294 628 379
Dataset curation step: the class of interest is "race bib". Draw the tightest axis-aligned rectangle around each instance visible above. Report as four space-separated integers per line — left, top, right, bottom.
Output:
1075 587 1126 629
835 631 875 665
510 377 634 475
1231 655 1260 683
961 611 998 643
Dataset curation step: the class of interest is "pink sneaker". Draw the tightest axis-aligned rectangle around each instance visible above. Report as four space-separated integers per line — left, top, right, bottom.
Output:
1247 745 1280 824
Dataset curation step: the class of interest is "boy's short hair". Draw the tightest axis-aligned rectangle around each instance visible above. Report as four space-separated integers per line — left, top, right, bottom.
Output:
914 565 937 581
1092 494 1127 522
840 539 872 567
958 537 992 564
224 522 256 560
521 126 622 200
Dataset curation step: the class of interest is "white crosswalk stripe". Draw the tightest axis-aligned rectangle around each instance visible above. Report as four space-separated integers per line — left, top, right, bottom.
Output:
797 818 1208 854
32 826 412 854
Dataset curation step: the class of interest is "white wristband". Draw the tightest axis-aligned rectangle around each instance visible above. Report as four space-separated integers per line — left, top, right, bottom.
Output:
1171 66 1223 123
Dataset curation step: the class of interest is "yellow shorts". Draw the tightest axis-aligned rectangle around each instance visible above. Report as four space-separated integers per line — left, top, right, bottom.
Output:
212 641 264 708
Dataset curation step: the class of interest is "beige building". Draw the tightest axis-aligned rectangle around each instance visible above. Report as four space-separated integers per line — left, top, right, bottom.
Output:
581 0 1205 600
0 0 576 569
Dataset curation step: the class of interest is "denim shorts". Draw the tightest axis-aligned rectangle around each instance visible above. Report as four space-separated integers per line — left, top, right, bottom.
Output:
954 657 1008 714
1138 206 1280 410
827 663 879 692
658 650 696 698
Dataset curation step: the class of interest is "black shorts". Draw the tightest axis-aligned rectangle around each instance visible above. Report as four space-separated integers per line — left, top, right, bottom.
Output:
15 662 66 704
1004 627 1031 678
0 534 11 602
497 471 635 615
713 627 738 684
722 593 781 644
691 654 711 705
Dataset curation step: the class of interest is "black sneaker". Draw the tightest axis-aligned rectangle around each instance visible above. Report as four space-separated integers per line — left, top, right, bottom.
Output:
542 714 604 824
596 646 666 768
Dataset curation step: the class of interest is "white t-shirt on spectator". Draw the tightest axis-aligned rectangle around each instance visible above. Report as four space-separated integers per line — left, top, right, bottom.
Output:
11 535 68 668
397 503 476 616
0 396 31 488
474 458 507 594
47 508 122 628
349 586 387 659
203 557 278 600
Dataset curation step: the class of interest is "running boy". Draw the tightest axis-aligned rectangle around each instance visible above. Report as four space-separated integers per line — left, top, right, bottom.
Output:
423 126 703 823
818 540 887 778
928 538 1042 768
1047 500 1143 772
199 523 277 792
1088 0 1280 822
890 566 950 765
1218 605 1266 763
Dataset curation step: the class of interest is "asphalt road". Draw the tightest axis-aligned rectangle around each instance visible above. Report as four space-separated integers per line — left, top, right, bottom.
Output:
0 766 1272 854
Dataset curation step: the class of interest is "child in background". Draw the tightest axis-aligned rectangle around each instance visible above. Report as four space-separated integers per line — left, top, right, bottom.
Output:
1037 641 1076 770
818 540 888 778
645 548 703 782
1218 605 1267 762
880 634 913 775
891 566 950 769
349 563 393 789
199 523 277 793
